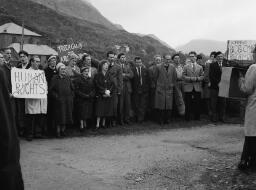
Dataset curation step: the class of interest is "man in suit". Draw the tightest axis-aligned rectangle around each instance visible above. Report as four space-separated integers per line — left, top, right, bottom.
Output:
117 53 133 125
209 51 227 122
182 51 204 121
16 51 31 137
107 51 123 127
132 56 149 123
148 55 162 121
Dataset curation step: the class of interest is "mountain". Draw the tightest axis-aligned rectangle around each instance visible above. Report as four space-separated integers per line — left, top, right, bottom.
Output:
29 0 120 30
0 0 174 60
147 34 173 50
135 33 173 50
176 39 227 55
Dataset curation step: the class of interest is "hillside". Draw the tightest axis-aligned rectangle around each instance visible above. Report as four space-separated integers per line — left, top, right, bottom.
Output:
0 0 175 60
29 0 120 30
177 39 226 55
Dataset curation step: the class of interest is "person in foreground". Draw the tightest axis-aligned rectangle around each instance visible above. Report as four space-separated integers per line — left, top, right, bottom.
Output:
0 64 24 189
238 56 256 171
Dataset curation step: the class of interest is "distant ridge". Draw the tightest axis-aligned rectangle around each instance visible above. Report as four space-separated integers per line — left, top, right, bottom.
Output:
176 39 226 55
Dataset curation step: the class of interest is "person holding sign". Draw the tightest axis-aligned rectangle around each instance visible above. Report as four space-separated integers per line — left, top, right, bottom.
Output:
238 58 256 170
49 63 74 137
15 50 31 137
24 56 47 141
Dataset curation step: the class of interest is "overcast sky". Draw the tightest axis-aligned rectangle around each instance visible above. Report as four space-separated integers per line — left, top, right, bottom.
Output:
89 0 256 47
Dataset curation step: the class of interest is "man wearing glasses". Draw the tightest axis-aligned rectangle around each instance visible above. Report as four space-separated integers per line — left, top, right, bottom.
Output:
182 51 204 121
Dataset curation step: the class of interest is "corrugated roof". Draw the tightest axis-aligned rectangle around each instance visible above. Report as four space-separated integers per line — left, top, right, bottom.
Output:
0 23 41 36
8 43 58 56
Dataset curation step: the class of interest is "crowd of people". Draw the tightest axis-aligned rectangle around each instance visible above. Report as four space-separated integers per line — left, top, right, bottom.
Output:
0 48 228 141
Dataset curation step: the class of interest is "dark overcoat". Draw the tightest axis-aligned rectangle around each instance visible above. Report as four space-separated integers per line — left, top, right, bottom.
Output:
74 75 95 120
49 75 74 125
0 67 24 190
94 72 115 117
154 63 177 110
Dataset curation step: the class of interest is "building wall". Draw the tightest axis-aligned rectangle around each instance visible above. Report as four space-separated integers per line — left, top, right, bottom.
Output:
0 34 43 49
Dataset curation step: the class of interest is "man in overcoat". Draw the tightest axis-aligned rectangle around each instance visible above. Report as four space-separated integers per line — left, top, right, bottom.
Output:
117 53 133 124
154 54 178 124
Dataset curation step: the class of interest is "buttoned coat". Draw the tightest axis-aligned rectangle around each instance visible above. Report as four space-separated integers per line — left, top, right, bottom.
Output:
107 63 123 94
154 63 177 110
239 64 256 136
182 63 204 92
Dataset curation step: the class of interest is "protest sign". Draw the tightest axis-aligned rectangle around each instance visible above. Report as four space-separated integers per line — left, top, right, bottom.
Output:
227 40 256 61
218 67 246 99
57 42 83 63
11 68 47 99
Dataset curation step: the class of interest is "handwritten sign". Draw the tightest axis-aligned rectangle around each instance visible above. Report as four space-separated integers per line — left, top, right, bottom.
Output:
227 40 256 61
57 42 83 63
11 68 47 99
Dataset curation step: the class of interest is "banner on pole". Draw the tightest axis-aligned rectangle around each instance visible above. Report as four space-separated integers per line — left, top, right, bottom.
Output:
11 68 47 99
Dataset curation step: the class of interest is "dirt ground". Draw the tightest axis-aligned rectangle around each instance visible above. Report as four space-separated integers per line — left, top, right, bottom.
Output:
20 121 254 190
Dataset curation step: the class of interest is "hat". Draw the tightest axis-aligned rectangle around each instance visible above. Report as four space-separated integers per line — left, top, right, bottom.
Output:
68 53 78 61
48 55 57 62
56 62 65 71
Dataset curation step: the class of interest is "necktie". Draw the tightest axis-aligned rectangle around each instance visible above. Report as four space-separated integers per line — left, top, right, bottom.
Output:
192 63 195 72
139 67 142 85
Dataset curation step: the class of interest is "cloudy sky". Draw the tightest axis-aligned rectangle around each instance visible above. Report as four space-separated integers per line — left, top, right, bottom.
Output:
90 0 256 47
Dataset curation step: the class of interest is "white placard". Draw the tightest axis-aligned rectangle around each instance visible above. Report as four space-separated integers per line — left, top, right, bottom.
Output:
11 68 47 99
227 40 256 61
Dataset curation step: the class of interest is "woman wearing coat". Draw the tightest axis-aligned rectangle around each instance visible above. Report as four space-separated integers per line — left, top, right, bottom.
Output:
49 62 74 137
74 67 96 131
238 63 256 170
25 56 47 141
154 54 178 125
94 60 114 129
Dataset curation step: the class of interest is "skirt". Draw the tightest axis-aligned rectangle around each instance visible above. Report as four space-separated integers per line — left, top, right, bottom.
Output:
95 96 114 117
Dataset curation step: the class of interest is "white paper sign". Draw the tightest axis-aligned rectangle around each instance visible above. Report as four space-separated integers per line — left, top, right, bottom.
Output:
218 67 233 98
227 40 256 61
11 68 47 99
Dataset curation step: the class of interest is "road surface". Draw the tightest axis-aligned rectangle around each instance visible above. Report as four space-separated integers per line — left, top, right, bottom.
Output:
20 122 248 190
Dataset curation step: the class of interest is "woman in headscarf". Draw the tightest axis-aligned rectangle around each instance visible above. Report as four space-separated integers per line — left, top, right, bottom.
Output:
49 63 74 137
74 67 95 131
94 60 114 129
238 61 256 170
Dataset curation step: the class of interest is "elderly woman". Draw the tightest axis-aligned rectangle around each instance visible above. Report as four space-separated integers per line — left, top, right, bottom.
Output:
49 63 74 137
94 60 114 129
74 67 95 131
65 53 80 81
238 63 256 170
25 56 47 141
